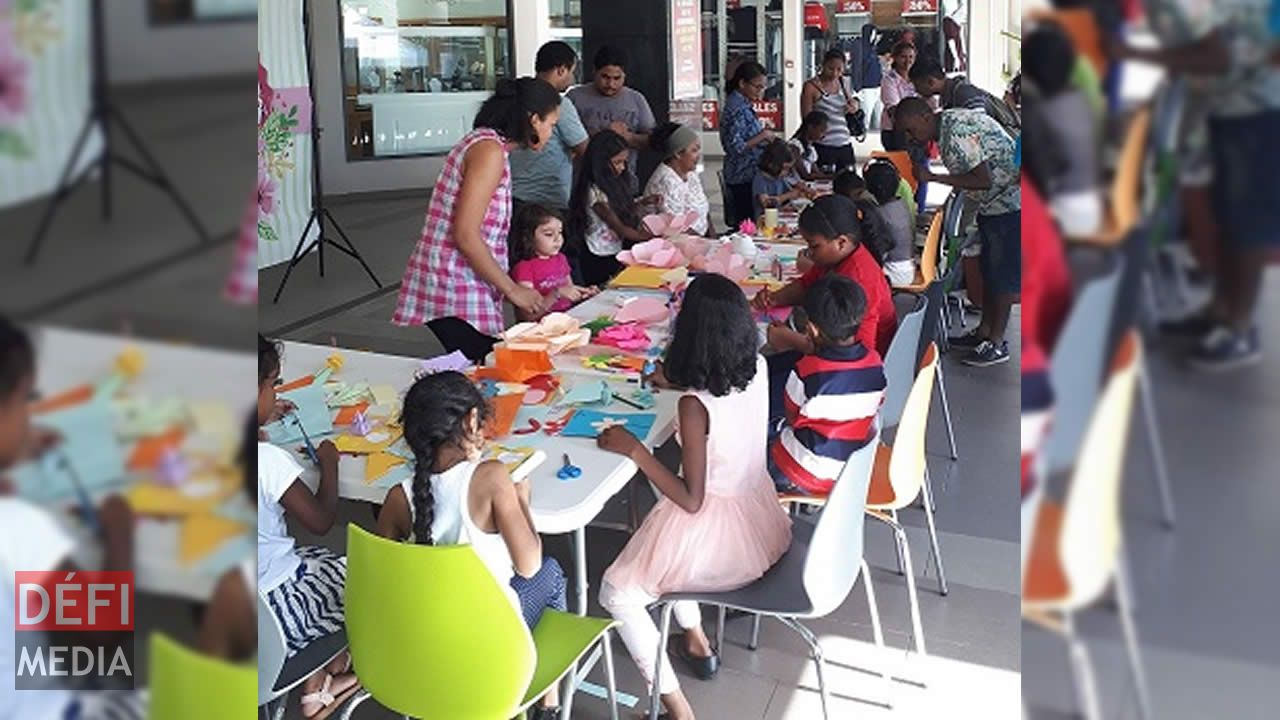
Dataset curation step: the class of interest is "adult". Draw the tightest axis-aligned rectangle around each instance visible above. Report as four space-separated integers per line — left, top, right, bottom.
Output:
509 41 589 213
645 122 714 236
1113 0 1280 369
719 60 775 227
896 98 1020 368
800 49 860 171
567 44 656 189
879 41 922 152
393 78 561 361
909 56 1021 137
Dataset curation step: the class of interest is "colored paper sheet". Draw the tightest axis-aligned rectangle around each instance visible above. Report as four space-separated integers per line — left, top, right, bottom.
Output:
491 348 554 383
262 384 334 446
559 410 657 441
276 375 315 393
364 452 407 485
29 384 93 415
125 476 238 517
369 384 400 407
370 462 415 490
608 266 669 289
560 380 612 407
180 514 248 566
485 393 524 439
334 427 402 455
126 428 186 471
419 350 473 375
334 402 371 425
325 382 371 407
13 399 128 504
595 323 651 351
481 445 547 482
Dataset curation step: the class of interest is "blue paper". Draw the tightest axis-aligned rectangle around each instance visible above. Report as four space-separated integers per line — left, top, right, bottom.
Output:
560 380 612 407
262 383 334 446
12 399 128 504
371 462 415 490
560 410 657 441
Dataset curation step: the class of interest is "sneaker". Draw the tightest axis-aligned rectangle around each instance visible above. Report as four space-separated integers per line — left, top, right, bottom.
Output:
1187 326 1261 371
949 330 986 349
963 340 1010 367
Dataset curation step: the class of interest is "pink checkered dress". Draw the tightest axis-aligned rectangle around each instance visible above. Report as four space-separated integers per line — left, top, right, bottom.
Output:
224 190 258 305
393 128 512 336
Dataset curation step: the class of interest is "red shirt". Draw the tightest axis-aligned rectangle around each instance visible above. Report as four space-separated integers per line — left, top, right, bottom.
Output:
800 244 897 356
1021 179 1072 374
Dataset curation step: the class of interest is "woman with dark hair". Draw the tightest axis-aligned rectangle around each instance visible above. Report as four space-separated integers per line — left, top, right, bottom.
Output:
393 77 562 361
880 41 922 152
719 60 776 226
568 129 656 285
596 274 791 720
800 49 860 171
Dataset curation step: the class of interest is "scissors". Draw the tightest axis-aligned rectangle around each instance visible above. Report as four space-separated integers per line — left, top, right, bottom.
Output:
557 453 582 480
291 413 321 465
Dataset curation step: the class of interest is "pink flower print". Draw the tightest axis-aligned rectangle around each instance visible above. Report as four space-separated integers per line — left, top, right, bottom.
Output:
256 170 278 216
257 61 274 128
0 42 29 125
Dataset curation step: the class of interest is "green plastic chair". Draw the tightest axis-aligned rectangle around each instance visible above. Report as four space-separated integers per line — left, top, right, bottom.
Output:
340 525 620 720
148 633 256 720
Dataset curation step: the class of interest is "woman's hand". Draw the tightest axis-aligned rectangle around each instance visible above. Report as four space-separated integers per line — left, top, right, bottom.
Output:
508 284 549 316
751 287 775 311
845 96 861 114
597 425 643 459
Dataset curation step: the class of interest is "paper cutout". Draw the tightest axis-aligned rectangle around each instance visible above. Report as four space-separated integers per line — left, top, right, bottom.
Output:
617 238 685 269
738 218 758 235
188 401 234 441
334 427 402 455
180 514 248 566
29 384 93 415
560 410 657 440
275 375 315 394
521 374 561 406
495 382 529 396
351 411 373 437
613 297 670 326
659 266 690 289
501 313 590 355
325 382 371 407
595 323 651 351
334 402 370 426
262 384 333 445
418 350 473 376
541 409 576 435
485 392 524 439
561 380 613 407
621 389 657 410
642 211 700 238
481 445 546 481
127 428 186 471
369 384 400 407
156 449 189 486
698 245 750 283
114 396 188 440
13 400 128 504
482 348 555 383
364 452 407 485
608 265 670 290
583 316 617 333
125 470 240 517
583 354 648 373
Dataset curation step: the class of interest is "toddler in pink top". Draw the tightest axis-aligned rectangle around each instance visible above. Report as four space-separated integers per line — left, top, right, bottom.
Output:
509 204 598 321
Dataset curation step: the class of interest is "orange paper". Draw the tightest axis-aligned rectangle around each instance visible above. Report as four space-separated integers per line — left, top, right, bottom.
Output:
276 375 315 393
127 428 186 470
30 384 93 415
489 348 554 383
484 393 524 439
333 402 370 425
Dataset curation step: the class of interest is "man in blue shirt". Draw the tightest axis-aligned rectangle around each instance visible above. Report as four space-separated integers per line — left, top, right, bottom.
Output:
509 42 590 214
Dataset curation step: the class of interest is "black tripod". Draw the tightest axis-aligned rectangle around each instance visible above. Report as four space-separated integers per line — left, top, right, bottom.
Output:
25 0 211 265
272 0 381 304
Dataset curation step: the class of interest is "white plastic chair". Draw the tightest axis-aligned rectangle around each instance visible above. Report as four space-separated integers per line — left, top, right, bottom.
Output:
257 593 349 720
881 295 928 429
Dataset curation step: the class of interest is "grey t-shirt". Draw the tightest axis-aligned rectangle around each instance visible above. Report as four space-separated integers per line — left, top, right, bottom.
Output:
566 83 656 177
1040 90 1099 195
509 94 589 209
875 198 914 265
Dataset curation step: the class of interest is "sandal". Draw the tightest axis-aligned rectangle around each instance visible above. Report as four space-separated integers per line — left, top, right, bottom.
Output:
300 672 360 719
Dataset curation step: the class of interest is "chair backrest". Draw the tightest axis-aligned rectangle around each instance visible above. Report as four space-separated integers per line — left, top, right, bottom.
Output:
918 280 946 369
257 592 288 706
718 169 737 228
1029 8 1106 79
1045 256 1124 476
869 151 917 193
345 525 536 719
917 208 944 284
1111 107 1152 237
802 429 880 617
887 342 939 505
881 295 927 429
940 193 967 293
1060 331 1141 610
149 633 256 720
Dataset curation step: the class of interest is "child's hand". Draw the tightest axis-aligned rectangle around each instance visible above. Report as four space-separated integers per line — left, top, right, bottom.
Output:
642 359 671 390
23 426 62 460
751 287 775 311
597 425 643 459
269 399 297 424
316 440 339 467
794 252 815 274
766 322 802 352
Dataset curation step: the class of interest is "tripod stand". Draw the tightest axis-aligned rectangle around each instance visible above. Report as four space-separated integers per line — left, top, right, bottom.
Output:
26 0 211 265
271 0 381 304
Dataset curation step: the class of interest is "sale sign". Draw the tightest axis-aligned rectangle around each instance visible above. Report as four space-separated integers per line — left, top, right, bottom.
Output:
13 571 135 689
902 0 939 13
837 0 871 12
702 100 719 130
752 100 783 131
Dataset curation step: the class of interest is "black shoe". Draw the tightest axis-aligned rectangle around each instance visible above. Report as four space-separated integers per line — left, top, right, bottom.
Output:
949 330 985 349
673 641 720 681
529 706 560 720
963 340 1010 367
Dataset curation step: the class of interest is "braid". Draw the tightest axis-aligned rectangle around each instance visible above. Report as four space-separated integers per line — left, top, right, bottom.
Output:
410 453 436 545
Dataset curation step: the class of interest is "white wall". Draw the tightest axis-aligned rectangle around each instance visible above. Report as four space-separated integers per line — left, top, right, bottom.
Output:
105 1 256 85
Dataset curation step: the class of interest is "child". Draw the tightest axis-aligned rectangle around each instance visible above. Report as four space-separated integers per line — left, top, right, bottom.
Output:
864 160 917 286
768 275 887 495
753 139 812 219
596 274 792 720
0 317 144 720
509 203 599 321
257 335 358 719
833 169 895 271
376 371 567 720
788 111 831 181
568 129 656 286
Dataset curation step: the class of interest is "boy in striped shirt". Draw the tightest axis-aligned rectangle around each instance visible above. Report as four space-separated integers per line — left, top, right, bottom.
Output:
769 275 887 496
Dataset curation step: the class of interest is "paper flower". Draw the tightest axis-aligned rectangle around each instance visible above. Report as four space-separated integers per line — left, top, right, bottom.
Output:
738 218 757 236
156 448 189 487
350 411 371 437
616 238 685 269
326 353 345 372
115 348 145 379
595 323 650 351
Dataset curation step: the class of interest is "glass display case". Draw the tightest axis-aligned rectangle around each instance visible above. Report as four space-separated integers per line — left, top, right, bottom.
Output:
339 0 512 160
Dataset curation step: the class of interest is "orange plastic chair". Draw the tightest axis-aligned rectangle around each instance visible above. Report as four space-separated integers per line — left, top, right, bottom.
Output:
892 207 943 293
869 150 917 193
1070 107 1151 247
1028 8 1107 79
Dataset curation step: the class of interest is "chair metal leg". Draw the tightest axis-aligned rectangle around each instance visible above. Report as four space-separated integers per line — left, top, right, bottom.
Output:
1064 614 1103 720
603 630 620 720
889 509 906 575
1116 555 1153 720
782 618 830 720
892 524 927 656
715 606 726 654
649 604 675 720
862 560 894 708
748 613 761 650
935 364 959 460
1138 362 1176 529
920 472 949 596
338 689 371 720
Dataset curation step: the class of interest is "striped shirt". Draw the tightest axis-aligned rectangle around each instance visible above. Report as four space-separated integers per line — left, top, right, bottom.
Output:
770 343 886 496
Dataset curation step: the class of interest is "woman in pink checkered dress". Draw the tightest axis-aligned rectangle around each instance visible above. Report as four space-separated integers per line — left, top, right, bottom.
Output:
393 78 563 356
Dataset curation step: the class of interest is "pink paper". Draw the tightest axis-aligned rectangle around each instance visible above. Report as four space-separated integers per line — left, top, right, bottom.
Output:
702 246 750 283
643 211 700 237
617 238 686 269
595 323 651 351
614 296 670 325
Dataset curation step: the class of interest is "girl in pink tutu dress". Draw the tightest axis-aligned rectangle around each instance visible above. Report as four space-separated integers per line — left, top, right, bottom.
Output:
596 274 792 720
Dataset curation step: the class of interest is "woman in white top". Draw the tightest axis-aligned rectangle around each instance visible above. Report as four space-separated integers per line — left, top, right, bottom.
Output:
644 122 714 236
377 371 568 720
880 41 922 152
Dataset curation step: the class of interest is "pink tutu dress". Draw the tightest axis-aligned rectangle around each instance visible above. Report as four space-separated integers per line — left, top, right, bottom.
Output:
603 355 792 597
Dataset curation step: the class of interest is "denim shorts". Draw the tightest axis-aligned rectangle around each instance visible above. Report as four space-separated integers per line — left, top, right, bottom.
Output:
1209 111 1280 249
977 210 1022 295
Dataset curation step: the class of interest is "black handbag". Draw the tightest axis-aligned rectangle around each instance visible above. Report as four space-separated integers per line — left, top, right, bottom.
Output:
842 79 867 142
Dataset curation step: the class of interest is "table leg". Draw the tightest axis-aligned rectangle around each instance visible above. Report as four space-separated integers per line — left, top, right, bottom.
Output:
575 525 589 616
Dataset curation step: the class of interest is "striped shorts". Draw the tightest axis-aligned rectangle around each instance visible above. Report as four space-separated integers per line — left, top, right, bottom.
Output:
65 690 148 719
265 545 347 657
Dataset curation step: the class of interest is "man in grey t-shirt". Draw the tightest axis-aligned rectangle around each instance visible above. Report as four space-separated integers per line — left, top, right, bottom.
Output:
566 44 656 185
509 41 589 211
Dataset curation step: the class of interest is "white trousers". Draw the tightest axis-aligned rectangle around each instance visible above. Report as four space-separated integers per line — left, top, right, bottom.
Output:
599 580 702 695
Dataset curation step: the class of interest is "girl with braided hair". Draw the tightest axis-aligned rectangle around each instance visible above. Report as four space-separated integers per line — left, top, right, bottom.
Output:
376 371 567 719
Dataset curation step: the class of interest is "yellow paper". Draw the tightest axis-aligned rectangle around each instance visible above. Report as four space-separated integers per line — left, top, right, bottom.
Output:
180 514 247 566
369 384 399 407
608 265 669 289
334 427 403 455
364 452 407 485
125 471 239 517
